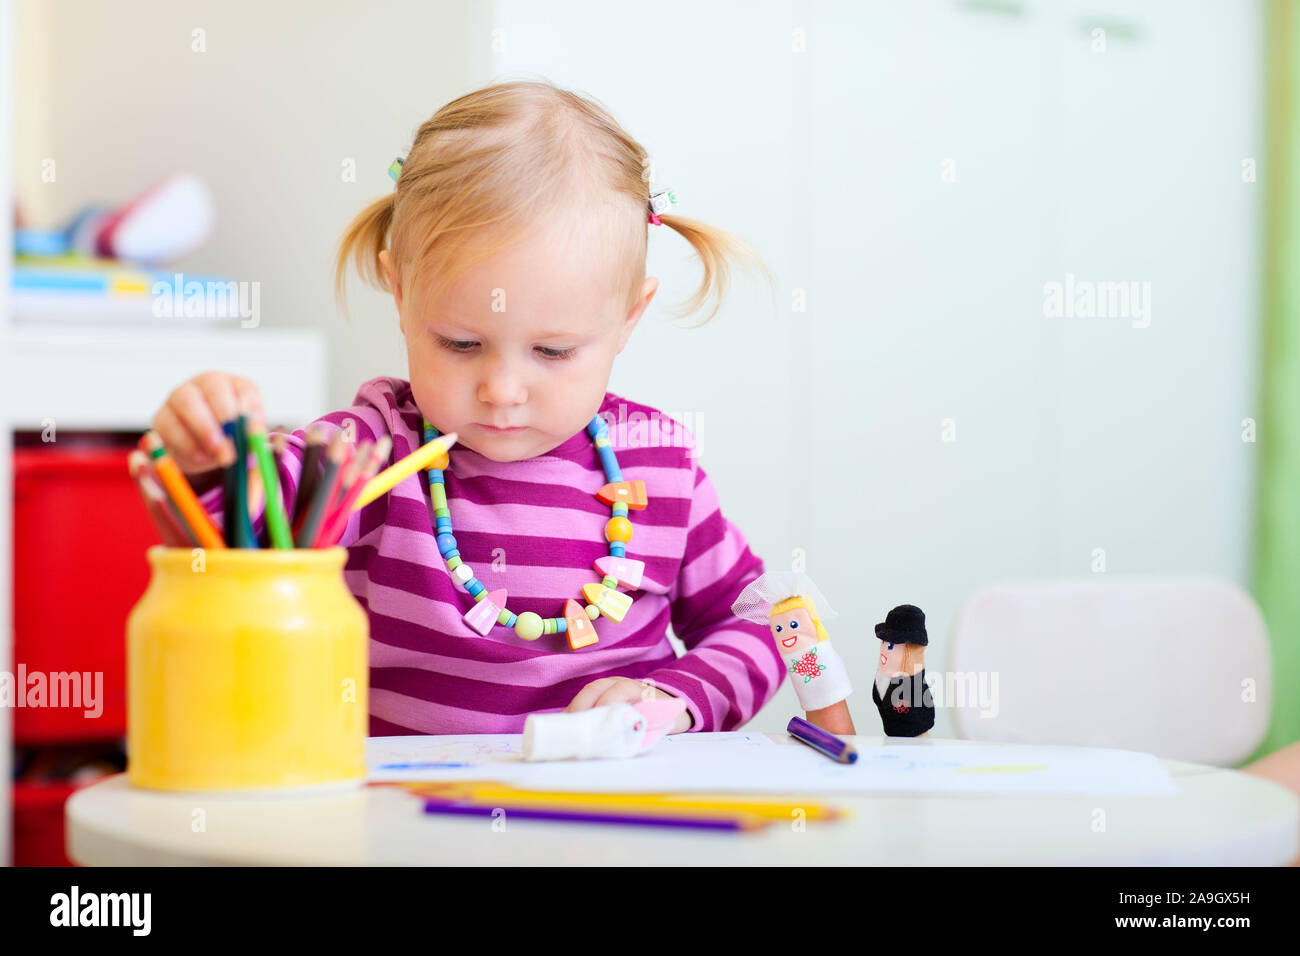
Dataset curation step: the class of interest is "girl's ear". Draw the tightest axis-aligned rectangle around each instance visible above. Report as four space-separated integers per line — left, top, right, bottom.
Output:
618 276 658 353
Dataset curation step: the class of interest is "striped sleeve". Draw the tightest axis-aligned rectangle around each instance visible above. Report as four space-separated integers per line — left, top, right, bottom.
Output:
642 459 787 732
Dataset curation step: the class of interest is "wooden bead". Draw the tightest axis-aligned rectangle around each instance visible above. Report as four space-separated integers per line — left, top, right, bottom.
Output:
451 564 473 585
514 612 544 641
604 516 633 543
585 604 600 620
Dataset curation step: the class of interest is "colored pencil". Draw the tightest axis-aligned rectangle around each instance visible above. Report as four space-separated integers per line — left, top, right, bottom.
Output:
291 425 325 527
127 450 195 546
247 420 293 549
294 432 346 548
400 781 843 821
221 421 239 546
421 798 768 832
787 715 858 764
353 432 458 510
226 417 257 548
310 439 367 547
316 436 391 547
311 439 372 548
139 432 225 549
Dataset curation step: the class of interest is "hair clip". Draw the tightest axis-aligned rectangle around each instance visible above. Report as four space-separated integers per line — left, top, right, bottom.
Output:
388 156 405 183
648 188 676 225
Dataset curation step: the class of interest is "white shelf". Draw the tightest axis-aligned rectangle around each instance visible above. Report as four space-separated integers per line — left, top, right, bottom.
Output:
3 324 327 430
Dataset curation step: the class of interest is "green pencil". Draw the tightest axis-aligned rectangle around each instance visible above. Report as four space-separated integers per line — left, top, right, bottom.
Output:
247 419 294 549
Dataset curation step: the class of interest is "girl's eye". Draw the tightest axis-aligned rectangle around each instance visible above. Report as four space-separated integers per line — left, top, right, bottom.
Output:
888 643 895 651
774 625 782 633
535 345 576 360
437 336 478 353
789 620 799 629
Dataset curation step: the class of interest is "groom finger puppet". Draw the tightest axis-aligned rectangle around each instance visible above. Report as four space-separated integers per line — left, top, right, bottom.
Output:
732 571 855 735
872 604 935 737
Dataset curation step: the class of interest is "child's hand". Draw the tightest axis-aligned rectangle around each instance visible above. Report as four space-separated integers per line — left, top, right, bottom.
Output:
152 371 265 476
565 677 693 733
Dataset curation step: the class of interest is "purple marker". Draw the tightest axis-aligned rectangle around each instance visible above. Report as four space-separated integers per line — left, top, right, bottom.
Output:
787 715 858 764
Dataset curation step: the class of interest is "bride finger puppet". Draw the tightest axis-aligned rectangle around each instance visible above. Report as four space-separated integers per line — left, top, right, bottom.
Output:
732 571 855 735
872 604 935 737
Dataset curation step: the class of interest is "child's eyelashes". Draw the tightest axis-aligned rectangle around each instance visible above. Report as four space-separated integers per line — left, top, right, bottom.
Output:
534 345 577 361
434 335 576 361
437 336 479 353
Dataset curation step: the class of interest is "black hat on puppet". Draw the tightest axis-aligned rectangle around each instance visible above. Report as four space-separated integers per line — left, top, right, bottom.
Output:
874 604 928 646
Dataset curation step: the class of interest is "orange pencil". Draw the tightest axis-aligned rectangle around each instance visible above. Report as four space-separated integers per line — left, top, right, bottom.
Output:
139 432 226 549
127 450 195 547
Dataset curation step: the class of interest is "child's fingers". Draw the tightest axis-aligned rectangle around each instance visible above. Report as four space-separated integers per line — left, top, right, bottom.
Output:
231 376 265 423
152 403 212 472
591 682 648 709
564 677 623 712
195 371 240 423
167 380 231 466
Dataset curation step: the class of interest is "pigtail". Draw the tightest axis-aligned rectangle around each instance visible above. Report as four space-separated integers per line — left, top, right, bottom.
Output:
333 193 397 318
658 213 775 327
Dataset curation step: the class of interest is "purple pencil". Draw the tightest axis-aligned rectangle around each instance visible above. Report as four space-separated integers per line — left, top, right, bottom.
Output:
422 799 766 832
787 715 858 764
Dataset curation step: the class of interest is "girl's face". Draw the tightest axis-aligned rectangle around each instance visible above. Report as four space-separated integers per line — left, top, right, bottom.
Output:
382 217 657 462
769 608 818 656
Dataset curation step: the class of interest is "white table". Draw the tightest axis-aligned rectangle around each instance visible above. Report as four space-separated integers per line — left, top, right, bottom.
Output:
66 736 1300 866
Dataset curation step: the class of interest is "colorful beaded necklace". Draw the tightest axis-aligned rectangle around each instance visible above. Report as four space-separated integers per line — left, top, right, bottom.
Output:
423 415 648 650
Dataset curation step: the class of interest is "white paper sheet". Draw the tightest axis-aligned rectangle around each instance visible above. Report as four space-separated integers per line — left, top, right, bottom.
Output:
368 733 1179 796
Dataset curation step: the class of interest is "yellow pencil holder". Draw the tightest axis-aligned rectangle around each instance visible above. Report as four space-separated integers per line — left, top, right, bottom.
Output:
127 546 368 792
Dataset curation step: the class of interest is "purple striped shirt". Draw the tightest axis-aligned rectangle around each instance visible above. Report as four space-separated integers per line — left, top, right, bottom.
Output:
200 377 784 734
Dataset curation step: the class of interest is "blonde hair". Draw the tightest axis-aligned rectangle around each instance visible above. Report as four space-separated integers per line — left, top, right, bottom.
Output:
334 79 772 325
769 595 830 643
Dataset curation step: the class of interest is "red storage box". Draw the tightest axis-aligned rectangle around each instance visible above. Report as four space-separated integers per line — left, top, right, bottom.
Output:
12 781 78 867
12 443 157 744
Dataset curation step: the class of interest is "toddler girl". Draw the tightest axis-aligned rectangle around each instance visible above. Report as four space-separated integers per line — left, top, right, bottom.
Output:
152 79 785 736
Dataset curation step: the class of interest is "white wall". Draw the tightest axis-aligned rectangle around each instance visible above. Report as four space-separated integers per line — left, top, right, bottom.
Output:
486 0 1261 734
18 0 474 411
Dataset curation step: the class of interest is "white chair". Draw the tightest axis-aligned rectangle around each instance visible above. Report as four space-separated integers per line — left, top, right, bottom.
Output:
946 577 1272 766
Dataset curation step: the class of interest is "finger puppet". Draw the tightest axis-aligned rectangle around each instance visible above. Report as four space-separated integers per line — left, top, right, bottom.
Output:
731 571 855 734
522 697 687 761
872 604 935 737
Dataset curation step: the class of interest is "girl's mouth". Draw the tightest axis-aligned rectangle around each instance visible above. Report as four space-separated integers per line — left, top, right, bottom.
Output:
481 424 527 434
781 636 798 648
880 654 888 666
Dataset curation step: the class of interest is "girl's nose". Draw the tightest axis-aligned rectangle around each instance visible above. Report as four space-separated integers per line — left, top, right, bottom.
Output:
477 361 527 407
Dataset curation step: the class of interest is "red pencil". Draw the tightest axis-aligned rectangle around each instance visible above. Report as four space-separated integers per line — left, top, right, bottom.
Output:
316 437 390 547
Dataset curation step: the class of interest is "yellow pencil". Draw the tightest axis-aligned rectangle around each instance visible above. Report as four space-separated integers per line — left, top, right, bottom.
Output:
352 432 458 510
396 781 843 821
